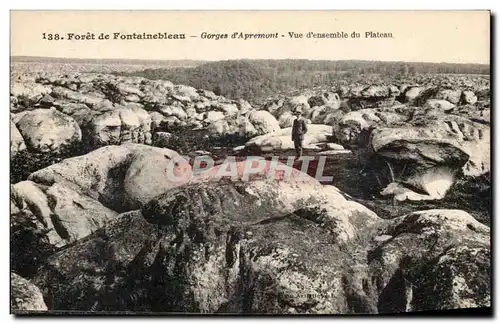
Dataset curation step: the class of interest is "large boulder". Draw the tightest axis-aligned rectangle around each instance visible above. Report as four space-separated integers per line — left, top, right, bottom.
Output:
11 180 119 276
117 83 144 97
244 124 333 153
44 183 119 243
11 273 47 312
423 99 456 112
370 113 490 200
247 110 281 135
404 87 422 104
28 144 191 212
15 108 82 153
434 89 462 105
11 82 52 108
86 106 152 148
51 86 105 108
461 90 478 105
369 209 490 312
32 210 160 311
278 111 295 128
236 99 252 114
123 149 193 209
333 109 408 147
308 92 341 108
31 179 490 314
33 179 382 313
361 85 390 98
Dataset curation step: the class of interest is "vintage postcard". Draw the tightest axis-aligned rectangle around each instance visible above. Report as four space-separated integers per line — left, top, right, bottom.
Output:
10 10 491 315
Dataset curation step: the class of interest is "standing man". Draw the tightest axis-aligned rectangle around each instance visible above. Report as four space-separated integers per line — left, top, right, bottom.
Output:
291 105 308 159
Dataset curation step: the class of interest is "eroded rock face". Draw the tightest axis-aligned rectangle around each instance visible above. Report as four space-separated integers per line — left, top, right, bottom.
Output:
331 106 491 201
371 113 490 199
11 120 26 156
11 273 47 312
31 181 489 314
333 109 408 147
34 179 382 313
369 209 490 313
15 108 82 153
87 106 152 148
32 210 160 311
11 180 119 277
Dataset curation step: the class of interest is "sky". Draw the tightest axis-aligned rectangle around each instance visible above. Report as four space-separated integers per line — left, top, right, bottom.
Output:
10 10 490 64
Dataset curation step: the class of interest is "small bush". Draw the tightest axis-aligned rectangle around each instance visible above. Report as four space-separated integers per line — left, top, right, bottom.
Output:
152 125 250 156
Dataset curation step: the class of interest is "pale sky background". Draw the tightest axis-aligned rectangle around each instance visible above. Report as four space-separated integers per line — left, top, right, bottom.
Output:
11 10 490 64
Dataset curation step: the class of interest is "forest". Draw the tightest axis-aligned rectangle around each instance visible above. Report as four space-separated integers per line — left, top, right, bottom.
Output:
118 59 490 105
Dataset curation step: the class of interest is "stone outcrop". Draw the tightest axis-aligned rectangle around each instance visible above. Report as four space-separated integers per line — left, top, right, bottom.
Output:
10 73 283 154
27 143 191 212
10 67 491 315
368 209 490 312
86 106 152 147
333 108 409 147
33 179 383 313
244 124 335 153
371 113 490 200
31 179 489 314
11 273 48 312
11 180 119 276
15 108 82 153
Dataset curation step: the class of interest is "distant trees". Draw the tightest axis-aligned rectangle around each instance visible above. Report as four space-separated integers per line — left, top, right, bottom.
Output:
117 59 489 105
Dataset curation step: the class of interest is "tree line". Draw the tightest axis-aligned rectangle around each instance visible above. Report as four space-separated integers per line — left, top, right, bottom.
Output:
117 59 489 105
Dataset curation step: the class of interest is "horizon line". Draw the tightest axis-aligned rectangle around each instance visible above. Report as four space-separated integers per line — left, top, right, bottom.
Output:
10 55 490 66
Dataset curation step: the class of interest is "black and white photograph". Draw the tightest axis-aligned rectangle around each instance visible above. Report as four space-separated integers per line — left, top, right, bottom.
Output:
9 10 491 315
